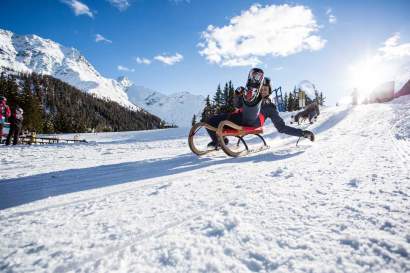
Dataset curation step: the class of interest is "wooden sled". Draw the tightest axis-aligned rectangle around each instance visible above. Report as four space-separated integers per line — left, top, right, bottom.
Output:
188 121 269 157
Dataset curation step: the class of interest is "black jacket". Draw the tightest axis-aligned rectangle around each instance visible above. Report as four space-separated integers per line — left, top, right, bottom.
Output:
9 112 23 127
260 98 303 137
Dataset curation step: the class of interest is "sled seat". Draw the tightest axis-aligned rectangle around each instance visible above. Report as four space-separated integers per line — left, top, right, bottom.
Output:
221 126 264 136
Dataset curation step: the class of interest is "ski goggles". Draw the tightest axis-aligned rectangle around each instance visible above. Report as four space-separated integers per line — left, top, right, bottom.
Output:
244 87 260 103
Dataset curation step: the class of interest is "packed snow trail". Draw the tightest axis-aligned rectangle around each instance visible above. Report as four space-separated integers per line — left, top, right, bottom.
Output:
0 97 409 273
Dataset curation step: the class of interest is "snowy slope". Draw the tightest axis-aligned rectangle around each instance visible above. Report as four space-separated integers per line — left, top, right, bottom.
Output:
0 29 139 110
125 82 205 126
1 97 410 272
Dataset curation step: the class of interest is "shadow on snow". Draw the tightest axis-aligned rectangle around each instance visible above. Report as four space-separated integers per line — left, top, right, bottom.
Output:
0 148 304 210
313 108 351 134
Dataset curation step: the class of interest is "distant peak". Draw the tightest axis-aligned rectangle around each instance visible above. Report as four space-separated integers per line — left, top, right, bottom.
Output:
117 75 129 81
117 76 133 89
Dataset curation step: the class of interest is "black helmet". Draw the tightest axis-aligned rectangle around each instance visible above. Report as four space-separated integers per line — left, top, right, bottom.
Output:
263 77 272 95
244 68 264 106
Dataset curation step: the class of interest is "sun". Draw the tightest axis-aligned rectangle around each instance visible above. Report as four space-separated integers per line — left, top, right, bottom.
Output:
349 58 383 94
348 56 398 101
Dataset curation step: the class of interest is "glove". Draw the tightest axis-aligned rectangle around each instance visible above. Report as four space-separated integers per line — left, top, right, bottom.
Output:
235 86 245 96
302 130 315 142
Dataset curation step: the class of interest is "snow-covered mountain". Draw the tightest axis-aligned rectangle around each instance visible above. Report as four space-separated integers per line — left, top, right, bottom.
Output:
124 81 205 127
0 29 138 110
0 28 206 126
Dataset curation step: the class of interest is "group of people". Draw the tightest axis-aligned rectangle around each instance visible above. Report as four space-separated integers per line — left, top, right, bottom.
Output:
0 96 24 145
205 68 315 149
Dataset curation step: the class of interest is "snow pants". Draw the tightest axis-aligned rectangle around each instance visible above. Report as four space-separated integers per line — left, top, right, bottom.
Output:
6 123 22 145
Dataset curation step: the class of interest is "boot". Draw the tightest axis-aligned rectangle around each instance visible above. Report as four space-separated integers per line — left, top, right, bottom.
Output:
207 137 229 149
303 130 315 142
207 141 218 150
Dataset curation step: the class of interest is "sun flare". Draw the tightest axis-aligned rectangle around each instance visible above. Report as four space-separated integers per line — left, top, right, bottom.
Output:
348 55 401 100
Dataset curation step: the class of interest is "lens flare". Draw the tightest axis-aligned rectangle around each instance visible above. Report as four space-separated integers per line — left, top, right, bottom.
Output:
348 56 400 102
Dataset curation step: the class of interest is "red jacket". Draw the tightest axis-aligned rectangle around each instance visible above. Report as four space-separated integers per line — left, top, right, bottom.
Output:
0 103 11 120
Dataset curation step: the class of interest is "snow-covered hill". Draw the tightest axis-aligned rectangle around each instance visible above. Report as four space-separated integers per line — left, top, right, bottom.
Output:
125 82 205 127
0 29 138 110
1 96 409 272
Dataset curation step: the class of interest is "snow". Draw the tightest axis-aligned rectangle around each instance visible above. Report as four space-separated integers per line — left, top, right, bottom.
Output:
1 97 410 272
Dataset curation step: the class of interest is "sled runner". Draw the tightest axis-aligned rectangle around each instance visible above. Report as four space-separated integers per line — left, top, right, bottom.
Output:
188 121 269 157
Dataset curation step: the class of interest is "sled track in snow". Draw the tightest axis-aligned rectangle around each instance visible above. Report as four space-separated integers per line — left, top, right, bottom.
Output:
388 119 410 166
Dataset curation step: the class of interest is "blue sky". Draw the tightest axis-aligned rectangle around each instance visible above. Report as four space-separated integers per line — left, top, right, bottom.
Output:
1 0 410 104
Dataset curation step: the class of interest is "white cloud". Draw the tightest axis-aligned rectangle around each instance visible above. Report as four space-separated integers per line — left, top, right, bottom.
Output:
117 65 135 72
107 0 130 11
95 34 112 43
198 4 326 67
380 32 410 59
135 57 151 65
326 8 337 24
61 0 94 18
154 53 183 65
348 33 410 93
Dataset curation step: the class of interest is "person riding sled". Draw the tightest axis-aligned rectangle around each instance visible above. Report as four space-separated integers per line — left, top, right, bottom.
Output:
205 68 314 149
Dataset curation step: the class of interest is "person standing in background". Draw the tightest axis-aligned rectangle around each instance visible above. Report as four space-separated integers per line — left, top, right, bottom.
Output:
0 96 11 142
6 106 24 145
352 88 358 105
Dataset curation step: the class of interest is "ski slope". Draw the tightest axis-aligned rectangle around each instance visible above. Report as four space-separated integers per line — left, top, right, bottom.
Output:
1 97 409 273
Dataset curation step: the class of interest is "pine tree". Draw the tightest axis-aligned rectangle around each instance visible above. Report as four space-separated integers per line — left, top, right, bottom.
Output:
213 84 223 109
227 81 235 112
217 81 236 113
191 114 197 126
201 95 213 122
222 82 229 106
287 93 294 112
0 74 20 109
283 92 288 112
21 76 43 132
314 89 319 104
0 72 165 133
319 92 325 106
